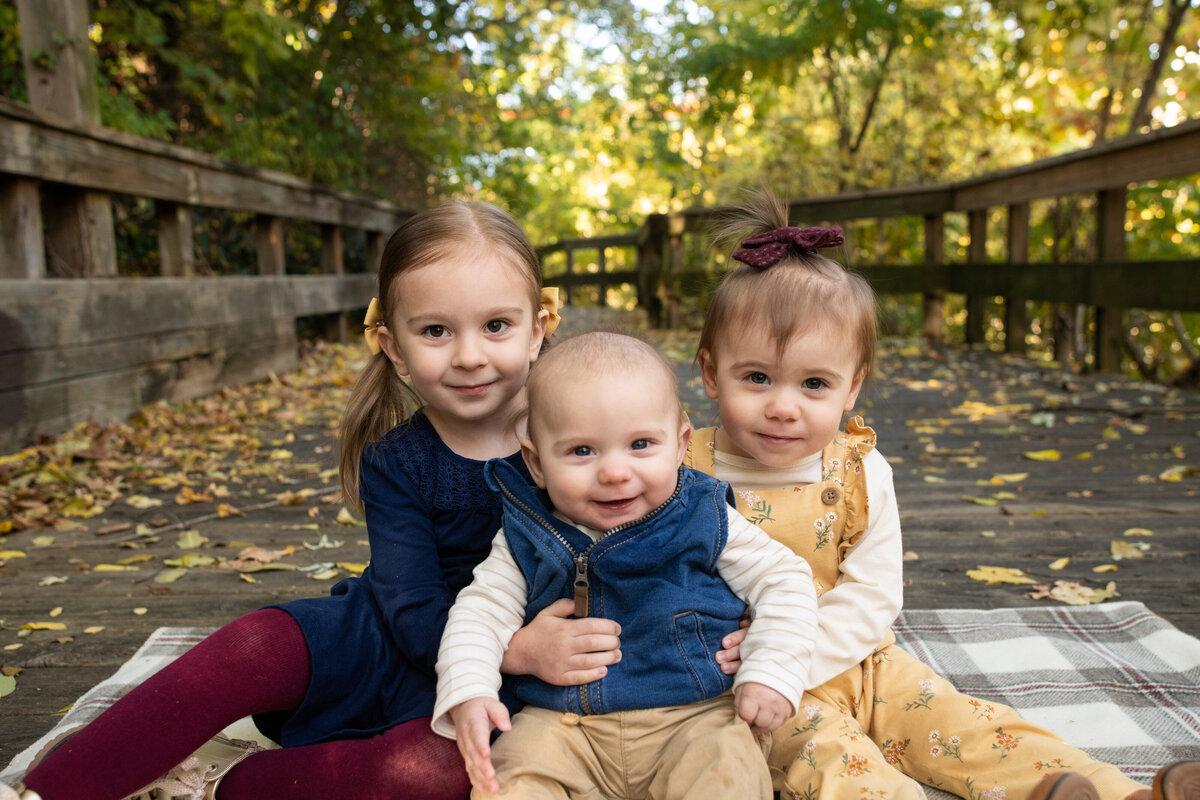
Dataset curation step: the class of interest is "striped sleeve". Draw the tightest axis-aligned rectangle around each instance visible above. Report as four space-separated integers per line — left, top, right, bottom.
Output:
431 529 529 739
717 506 819 715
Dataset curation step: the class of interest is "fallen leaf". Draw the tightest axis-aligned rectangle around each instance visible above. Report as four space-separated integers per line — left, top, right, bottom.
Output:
126 495 163 509
961 496 998 506
216 503 243 518
32 535 55 547
49 606 63 617
1093 564 1118 573
20 622 67 631
1023 450 1061 461
310 568 341 580
0 550 27 559
154 567 190 584
1111 540 1150 560
992 472 1028 483
38 576 68 586
1027 580 1119 605
1123 527 1154 536
164 554 216 568
83 626 105 634
903 551 920 561
176 530 209 549
92 563 140 572
335 508 365 526
923 475 947 483
304 534 344 550
0 674 14 698
966 566 1038 585
116 554 155 565
337 562 367 574
132 608 148 615
1048 557 1069 570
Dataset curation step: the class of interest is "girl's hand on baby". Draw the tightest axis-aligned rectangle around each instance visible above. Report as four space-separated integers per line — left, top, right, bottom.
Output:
715 619 750 674
733 682 792 735
450 697 511 795
502 598 622 685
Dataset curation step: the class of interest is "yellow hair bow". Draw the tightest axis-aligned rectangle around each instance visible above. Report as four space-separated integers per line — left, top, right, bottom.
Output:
363 297 385 355
542 287 561 337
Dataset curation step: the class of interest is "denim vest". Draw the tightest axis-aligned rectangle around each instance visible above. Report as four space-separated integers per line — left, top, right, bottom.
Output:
484 458 747 716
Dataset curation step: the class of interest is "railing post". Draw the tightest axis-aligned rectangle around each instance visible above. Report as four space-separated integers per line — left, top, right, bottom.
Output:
922 213 945 346
321 223 347 341
564 247 575 305
596 246 607 305
965 209 988 345
17 0 116 277
1094 188 1126 372
0 177 46 278
1005 202 1030 355
157 202 195 277
662 213 686 329
255 215 286 275
637 215 666 327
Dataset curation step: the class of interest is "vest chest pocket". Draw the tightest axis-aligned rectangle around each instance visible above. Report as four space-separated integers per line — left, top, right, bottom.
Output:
672 611 731 698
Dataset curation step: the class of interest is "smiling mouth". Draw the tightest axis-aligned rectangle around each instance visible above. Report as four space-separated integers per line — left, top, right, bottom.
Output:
450 382 494 396
757 433 799 446
596 498 636 511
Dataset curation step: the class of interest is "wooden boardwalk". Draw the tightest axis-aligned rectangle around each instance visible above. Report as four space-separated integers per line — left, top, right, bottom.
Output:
3 338 1199 767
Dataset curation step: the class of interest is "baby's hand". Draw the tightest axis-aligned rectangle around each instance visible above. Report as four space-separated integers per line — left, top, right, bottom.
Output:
450 696 512 794
734 682 792 735
502 597 622 685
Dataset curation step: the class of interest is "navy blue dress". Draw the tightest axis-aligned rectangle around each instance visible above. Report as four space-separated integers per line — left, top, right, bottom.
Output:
256 410 529 746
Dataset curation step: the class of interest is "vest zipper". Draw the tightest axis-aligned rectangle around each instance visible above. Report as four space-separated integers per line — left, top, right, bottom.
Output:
573 553 590 617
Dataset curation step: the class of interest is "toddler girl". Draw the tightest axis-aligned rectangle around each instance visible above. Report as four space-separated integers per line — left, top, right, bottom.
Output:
684 188 1200 800
5 202 622 800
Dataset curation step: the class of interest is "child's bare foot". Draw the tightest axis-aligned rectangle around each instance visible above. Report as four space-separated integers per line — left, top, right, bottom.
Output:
1030 772 1100 800
1154 761 1200 800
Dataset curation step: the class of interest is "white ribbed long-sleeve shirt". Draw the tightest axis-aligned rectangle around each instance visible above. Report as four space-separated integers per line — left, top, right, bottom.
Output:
712 446 903 689
432 504 819 738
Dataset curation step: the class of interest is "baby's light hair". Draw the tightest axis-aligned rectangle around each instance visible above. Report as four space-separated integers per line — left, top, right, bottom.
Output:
524 332 682 444
699 187 877 381
339 201 544 511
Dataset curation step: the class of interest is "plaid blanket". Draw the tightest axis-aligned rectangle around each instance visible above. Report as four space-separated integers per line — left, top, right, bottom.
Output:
6 601 1200 795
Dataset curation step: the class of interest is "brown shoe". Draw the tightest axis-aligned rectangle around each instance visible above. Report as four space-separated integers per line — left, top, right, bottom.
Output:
1154 761 1200 800
1030 773 1101 800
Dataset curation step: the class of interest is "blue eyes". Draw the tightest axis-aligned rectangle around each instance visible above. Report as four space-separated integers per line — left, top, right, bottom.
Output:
631 439 649 450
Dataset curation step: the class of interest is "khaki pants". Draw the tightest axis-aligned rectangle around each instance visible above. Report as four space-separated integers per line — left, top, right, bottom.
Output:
477 694 771 800
770 641 1145 800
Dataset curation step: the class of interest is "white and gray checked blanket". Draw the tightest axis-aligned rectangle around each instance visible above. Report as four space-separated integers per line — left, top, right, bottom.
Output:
6 601 1200 794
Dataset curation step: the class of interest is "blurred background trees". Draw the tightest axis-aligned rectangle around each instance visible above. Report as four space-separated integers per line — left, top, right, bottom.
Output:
2 0 1197 378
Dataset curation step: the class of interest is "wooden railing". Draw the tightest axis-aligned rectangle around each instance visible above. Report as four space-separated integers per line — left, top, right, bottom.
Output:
538 118 1200 371
0 96 412 452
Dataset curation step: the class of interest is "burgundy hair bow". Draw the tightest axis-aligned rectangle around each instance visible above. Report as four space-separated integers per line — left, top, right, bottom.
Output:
732 226 845 269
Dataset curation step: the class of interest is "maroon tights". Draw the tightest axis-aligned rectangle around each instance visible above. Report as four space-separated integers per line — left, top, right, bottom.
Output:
22 608 470 800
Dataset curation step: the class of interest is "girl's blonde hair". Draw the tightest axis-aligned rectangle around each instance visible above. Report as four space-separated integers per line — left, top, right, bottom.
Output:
339 201 543 511
698 188 877 380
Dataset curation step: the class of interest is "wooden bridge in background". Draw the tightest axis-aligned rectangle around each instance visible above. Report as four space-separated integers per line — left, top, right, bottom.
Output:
3 0 1200 456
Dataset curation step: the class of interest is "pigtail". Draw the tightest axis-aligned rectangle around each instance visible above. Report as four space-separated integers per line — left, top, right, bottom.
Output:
338 351 421 514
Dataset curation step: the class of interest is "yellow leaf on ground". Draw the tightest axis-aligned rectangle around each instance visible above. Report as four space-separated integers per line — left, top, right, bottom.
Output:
1048 558 1069 570
1123 527 1154 536
336 508 366 526
133 608 148 615
126 495 163 509
1023 450 1061 461
176 530 210 549
992 491 1017 500
991 473 1029 483
1027 580 1119 606
1093 564 1118 573
92 563 140 572
83 626 105 634
20 622 67 631
966 566 1038 585
116 554 155 565
337 562 368 574
217 503 243 518
1111 540 1150 560
0 550 27 559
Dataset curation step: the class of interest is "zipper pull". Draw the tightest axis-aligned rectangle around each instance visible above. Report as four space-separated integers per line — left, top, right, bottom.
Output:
573 553 589 617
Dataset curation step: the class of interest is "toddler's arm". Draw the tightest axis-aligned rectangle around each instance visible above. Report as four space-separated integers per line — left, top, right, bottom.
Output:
805 448 904 687
449 696 512 795
717 508 819 717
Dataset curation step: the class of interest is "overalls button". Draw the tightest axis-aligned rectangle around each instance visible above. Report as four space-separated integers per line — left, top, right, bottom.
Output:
821 486 841 505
